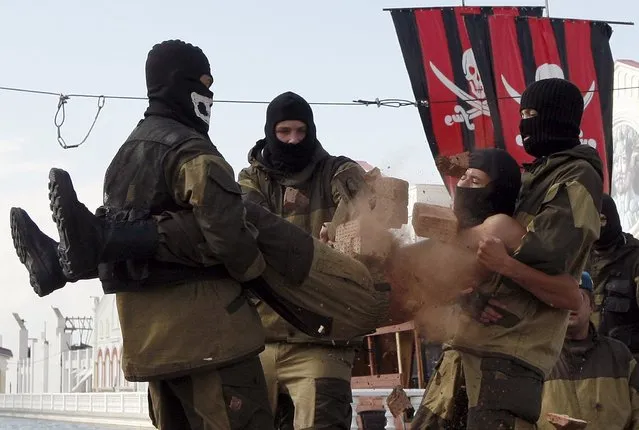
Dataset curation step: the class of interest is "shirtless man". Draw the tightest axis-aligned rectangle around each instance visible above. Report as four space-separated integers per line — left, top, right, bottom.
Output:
388 148 578 335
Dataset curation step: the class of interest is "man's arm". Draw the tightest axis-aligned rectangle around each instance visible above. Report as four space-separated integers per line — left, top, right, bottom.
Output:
238 166 270 208
329 161 374 228
330 161 371 208
474 214 580 310
167 141 266 282
477 237 581 310
485 175 601 310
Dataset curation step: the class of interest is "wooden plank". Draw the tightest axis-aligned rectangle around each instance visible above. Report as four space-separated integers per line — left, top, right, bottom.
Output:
368 321 415 336
351 373 403 389
414 331 426 388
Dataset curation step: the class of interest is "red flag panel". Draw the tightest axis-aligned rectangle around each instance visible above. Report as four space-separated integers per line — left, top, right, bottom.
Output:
455 7 495 150
528 18 562 73
564 20 610 192
488 15 534 164
414 9 465 158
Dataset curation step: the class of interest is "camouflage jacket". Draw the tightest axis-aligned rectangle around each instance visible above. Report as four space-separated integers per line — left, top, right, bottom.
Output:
588 233 639 352
451 144 604 378
538 325 639 430
104 116 266 379
238 139 370 343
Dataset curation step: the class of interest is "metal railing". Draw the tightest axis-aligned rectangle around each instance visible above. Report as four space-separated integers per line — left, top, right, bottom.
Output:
0 389 426 429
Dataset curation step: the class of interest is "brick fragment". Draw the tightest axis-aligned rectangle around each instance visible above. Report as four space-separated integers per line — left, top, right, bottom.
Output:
546 413 588 429
283 187 309 211
435 151 470 178
386 385 415 419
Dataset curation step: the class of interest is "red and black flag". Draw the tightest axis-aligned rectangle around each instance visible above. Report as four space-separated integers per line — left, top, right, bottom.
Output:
464 14 614 191
389 6 544 192
389 7 614 193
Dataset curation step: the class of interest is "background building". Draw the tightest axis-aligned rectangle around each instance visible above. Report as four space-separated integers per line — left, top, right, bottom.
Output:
0 337 13 394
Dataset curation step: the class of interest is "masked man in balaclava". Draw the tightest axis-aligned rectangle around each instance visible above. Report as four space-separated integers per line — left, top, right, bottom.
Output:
236 91 372 429
587 194 639 359
23 40 276 430
413 78 603 430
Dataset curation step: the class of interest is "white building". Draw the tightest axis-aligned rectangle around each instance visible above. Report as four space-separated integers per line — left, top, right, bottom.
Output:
11 304 111 394
0 336 13 394
93 295 145 392
611 60 639 237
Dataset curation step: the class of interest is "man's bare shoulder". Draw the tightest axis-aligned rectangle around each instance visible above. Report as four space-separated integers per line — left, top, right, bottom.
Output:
481 214 521 231
478 214 525 251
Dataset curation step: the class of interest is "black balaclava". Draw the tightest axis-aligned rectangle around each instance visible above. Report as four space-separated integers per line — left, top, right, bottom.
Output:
453 148 522 229
595 194 623 250
261 92 318 173
519 78 584 158
144 40 213 135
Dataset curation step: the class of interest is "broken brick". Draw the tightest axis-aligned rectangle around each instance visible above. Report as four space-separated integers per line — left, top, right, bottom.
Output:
334 219 393 261
412 203 458 242
372 196 408 228
386 386 415 419
372 177 410 201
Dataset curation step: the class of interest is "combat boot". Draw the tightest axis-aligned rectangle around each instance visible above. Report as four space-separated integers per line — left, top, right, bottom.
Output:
10 207 93 297
48 168 160 278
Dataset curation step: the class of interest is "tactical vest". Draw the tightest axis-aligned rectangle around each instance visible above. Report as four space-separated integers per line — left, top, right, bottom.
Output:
99 115 266 380
245 154 354 238
100 115 229 291
593 239 639 353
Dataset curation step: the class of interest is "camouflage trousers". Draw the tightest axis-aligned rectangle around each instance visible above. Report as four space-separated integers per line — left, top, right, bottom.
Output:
260 342 355 430
412 349 543 430
147 356 274 430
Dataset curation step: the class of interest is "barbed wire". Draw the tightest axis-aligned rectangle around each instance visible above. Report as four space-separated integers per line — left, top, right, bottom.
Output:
1 84 637 149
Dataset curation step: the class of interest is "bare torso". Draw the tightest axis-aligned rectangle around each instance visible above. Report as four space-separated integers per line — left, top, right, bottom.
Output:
386 213 526 325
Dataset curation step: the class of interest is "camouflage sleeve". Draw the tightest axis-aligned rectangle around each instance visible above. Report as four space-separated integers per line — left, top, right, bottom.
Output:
238 166 270 208
330 160 371 207
629 359 639 429
325 160 373 238
514 174 602 278
166 140 266 282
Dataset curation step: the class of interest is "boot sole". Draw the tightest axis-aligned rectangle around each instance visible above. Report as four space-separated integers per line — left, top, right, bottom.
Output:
48 168 87 277
10 208 60 297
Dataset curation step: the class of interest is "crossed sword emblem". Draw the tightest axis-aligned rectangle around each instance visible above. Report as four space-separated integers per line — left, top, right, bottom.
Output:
501 75 596 109
430 60 596 132
430 62 490 131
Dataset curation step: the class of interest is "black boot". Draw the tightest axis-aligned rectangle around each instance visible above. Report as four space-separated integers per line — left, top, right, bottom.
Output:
48 168 160 278
9 207 93 297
